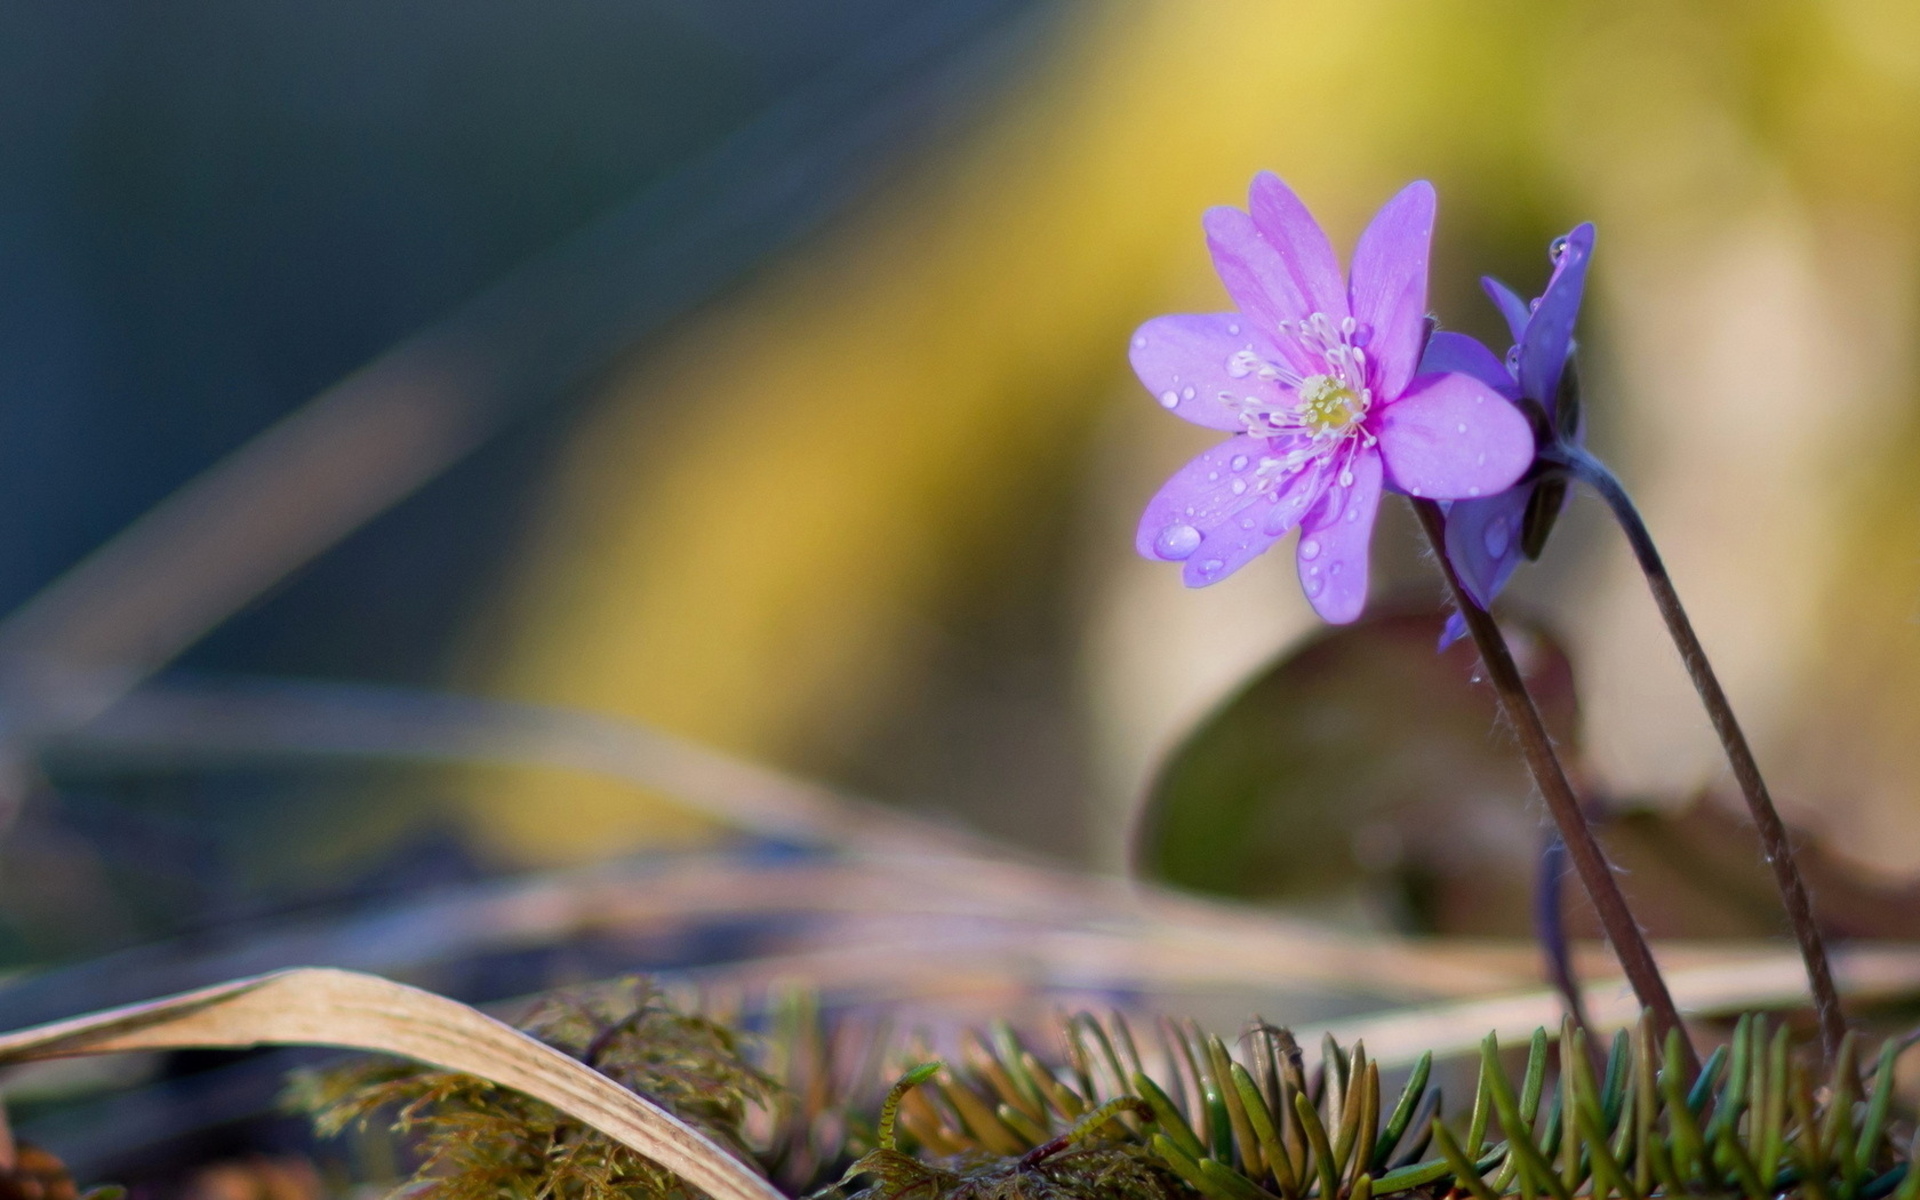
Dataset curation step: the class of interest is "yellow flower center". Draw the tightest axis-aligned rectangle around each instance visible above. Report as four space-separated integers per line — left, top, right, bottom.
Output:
1296 374 1365 435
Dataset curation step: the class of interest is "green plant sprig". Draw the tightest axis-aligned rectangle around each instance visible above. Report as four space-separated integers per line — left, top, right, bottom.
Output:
878 1010 1914 1200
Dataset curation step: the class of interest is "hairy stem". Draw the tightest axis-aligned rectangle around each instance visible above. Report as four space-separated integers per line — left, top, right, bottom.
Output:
1556 445 1846 1062
1411 497 1695 1068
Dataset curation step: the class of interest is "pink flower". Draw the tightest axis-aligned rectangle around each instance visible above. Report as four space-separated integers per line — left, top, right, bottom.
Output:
1131 174 1534 622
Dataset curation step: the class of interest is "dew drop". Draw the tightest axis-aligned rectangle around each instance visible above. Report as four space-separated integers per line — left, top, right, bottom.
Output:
1228 324 1240 334
1483 518 1510 559
1467 486 1481 496
1338 469 1353 487
1262 508 1292 535
1240 517 1255 529
1476 453 1487 466
1134 335 1148 349
1153 523 1202 560
1230 479 1247 495
1208 471 1219 481
1160 391 1179 409
1455 422 1467 434
1300 539 1322 561
1230 455 1249 471
1549 236 1569 262
1330 562 1343 576
1306 578 1324 598
1200 558 1225 577
1182 386 1196 401
1528 297 1542 312
1345 508 1360 523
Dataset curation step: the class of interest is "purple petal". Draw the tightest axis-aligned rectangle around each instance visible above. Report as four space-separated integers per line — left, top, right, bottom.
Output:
1374 371 1534 499
1519 223 1595 411
1347 180 1436 402
1203 208 1319 379
1439 611 1468 650
1129 313 1275 432
1418 330 1520 400
1136 434 1320 586
1245 172 1348 324
1442 491 1528 610
1296 446 1382 623
1481 276 1530 346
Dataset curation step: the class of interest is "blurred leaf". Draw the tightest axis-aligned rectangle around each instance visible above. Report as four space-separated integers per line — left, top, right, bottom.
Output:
1133 610 1577 928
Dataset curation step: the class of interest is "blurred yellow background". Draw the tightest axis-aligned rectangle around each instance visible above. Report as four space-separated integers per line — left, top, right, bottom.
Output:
463 0 1920 881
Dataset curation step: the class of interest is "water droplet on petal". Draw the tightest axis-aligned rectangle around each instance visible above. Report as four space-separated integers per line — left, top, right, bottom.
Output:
1182 387 1196 401
1200 558 1224 577
1330 562 1343 575
1240 517 1254 529
1338 469 1353 487
1345 508 1360 523
1306 578 1324 598
1483 518 1510 558
1300 539 1321 561
1528 297 1542 312
1228 323 1240 335
1230 455 1248 471
1230 479 1247 495
1208 471 1219 481
1467 486 1481 496
1134 335 1148 349
1476 453 1486 466
1153 523 1202 560
1456 422 1467 434
1160 391 1179 409
1549 236 1568 262
1308 565 1320 577
1262 508 1292 535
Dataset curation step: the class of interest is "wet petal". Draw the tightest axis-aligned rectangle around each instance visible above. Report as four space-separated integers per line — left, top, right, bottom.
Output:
1481 276 1530 346
1375 371 1534 499
1181 452 1329 586
1442 491 1528 610
1419 330 1519 400
1296 446 1382 623
1130 313 1278 432
1519 223 1595 410
1348 180 1435 401
1136 434 1314 584
1245 172 1348 323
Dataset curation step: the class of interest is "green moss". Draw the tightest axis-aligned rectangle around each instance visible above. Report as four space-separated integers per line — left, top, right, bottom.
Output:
289 978 774 1200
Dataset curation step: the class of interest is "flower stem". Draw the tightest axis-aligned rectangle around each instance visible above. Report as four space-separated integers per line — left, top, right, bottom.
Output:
1556 445 1847 1062
1411 497 1695 1068
1536 831 1593 1032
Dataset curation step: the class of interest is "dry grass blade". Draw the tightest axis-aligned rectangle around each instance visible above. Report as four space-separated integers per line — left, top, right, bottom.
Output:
0 967 784 1200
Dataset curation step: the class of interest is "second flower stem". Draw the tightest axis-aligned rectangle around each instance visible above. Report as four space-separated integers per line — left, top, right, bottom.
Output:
1558 446 1846 1061
1411 498 1696 1069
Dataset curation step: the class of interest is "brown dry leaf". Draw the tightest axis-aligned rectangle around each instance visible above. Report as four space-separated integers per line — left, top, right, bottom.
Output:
0 968 783 1200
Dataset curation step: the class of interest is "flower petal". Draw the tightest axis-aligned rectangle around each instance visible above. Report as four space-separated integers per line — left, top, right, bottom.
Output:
1130 313 1276 432
1481 276 1531 346
1296 446 1383 623
1442 490 1528 610
1203 207 1322 379
1418 330 1519 400
1136 434 1332 586
1245 172 1348 323
1135 434 1276 564
1375 371 1534 499
1518 223 1595 410
1348 180 1436 401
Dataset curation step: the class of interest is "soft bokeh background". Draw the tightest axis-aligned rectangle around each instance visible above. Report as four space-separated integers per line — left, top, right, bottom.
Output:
7 0 1920 961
